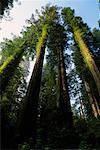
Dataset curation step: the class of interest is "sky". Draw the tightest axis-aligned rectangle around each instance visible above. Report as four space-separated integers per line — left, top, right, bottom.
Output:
0 0 99 43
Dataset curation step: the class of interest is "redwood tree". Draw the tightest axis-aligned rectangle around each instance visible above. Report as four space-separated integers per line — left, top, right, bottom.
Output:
48 23 73 127
62 7 100 96
17 5 60 147
0 25 37 93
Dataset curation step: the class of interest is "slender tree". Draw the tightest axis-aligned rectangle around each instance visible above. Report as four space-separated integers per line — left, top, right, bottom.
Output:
1 64 28 149
0 26 37 93
0 41 25 93
71 43 100 117
48 23 73 127
18 3 58 138
58 26 73 127
84 79 100 117
17 5 60 147
17 24 48 147
62 7 100 96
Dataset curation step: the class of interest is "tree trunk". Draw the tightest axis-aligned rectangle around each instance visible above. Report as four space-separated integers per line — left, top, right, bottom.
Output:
0 42 26 94
74 29 100 96
58 46 73 128
17 25 48 147
84 79 100 117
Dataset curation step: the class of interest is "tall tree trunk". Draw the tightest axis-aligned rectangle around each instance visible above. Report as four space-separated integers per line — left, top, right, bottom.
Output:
58 46 73 128
0 42 26 94
73 29 100 96
17 24 48 148
0 42 28 149
84 79 100 117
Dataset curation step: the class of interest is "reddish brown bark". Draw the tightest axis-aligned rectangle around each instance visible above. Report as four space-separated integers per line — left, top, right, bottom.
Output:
58 46 73 128
16 25 48 147
84 80 100 117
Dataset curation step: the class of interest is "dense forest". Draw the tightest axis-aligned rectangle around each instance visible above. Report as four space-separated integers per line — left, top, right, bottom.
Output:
0 2 100 150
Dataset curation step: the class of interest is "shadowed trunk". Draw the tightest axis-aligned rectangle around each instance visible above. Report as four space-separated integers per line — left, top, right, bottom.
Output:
16 25 48 148
84 79 100 117
58 45 73 128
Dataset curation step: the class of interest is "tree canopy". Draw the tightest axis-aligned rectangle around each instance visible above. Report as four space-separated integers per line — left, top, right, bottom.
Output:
1 4 100 150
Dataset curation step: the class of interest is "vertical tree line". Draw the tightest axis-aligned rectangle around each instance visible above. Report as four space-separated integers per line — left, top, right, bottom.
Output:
1 5 100 149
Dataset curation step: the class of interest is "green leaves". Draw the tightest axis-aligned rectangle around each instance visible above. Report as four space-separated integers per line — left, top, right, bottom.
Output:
1 4 100 149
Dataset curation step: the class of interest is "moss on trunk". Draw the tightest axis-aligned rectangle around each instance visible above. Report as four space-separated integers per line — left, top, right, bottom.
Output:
74 29 100 96
17 24 48 148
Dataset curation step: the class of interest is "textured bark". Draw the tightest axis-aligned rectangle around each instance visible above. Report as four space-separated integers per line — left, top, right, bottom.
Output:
74 29 100 96
17 25 48 147
58 46 73 128
84 80 100 117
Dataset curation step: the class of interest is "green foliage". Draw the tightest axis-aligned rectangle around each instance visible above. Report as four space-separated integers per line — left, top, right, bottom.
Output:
40 63 58 111
35 4 60 26
62 7 100 118
78 141 92 149
75 117 100 149
0 55 14 73
92 28 100 53
1 56 29 149
62 7 95 49
92 28 100 70
0 37 23 64
18 142 30 150
0 28 37 65
0 24 38 93
36 24 48 57
0 0 20 20
1 5 100 150
0 0 14 17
